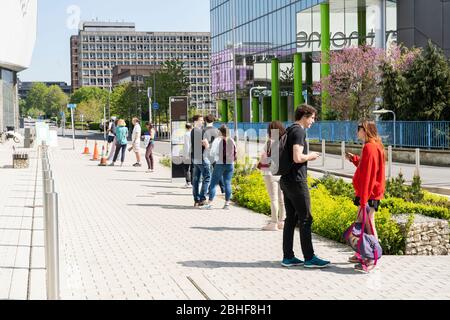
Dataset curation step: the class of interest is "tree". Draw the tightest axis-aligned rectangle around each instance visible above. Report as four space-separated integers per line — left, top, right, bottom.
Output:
70 87 108 105
24 83 69 118
75 99 103 123
46 85 69 118
25 82 48 114
320 45 385 120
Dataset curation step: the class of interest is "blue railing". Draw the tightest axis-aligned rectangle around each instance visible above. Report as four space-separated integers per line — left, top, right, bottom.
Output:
215 121 450 149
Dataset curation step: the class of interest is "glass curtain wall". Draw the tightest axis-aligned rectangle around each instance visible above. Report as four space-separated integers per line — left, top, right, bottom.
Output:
0 68 17 129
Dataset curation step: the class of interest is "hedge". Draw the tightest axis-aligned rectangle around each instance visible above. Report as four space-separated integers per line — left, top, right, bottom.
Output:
232 171 406 255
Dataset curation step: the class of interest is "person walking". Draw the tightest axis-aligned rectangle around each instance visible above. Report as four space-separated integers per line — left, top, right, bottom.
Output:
191 115 211 207
110 119 129 167
258 121 286 231
203 115 225 195
107 118 118 161
345 120 386 272
130 117 142 167
200 125 236 210
144 122 156 173
183 123 193 188
280 105 331 269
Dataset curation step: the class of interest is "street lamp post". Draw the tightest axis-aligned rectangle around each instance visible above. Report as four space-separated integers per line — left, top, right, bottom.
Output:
373 109 396 147
249 86 267 123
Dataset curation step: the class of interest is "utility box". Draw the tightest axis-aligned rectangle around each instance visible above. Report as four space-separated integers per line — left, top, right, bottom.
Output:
13 153 29 169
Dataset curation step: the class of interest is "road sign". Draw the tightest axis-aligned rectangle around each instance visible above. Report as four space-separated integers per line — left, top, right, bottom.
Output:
147 87 153 99
67 104 77 110
152 102 160 110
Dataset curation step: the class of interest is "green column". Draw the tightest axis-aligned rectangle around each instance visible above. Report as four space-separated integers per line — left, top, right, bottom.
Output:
263 97 271 123
252 97 260 123
358 0 367 46
294 53 304 107
320 2 330 119
280 96 288 122
271 58 280 121
220 99 228 123
236 98 243 123
306 53 313 105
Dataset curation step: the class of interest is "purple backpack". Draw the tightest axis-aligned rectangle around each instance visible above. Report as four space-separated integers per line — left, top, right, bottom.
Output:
343 205 382 271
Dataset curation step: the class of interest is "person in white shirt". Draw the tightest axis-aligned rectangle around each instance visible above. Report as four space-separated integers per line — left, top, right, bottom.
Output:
182 123 193 188
130 117 142 167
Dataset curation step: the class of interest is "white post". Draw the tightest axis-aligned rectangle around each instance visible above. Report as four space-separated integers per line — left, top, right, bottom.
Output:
388 145 393 178
45 192 60 300
415 148 421 177
322 139 326 167
341 141 346 170
70 108 75 151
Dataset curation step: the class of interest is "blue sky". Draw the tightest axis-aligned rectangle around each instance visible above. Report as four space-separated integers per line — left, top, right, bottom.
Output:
19 0 210 84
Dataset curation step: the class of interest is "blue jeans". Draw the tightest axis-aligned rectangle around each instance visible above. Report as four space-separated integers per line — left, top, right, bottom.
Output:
192 162 211 203
209 164 234 202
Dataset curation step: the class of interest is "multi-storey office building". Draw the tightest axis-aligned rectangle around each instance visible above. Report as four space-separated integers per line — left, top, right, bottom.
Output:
211 0 450 123
0 0 37 131
70 22 212 110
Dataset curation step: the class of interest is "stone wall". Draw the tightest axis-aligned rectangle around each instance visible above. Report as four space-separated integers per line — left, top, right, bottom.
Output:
394 214 450 255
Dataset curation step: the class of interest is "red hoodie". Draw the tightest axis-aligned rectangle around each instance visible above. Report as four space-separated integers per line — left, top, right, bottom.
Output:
351 141 386 207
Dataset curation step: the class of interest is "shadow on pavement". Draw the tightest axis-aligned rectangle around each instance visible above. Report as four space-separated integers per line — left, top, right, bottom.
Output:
140 185 184 189
0 165 14 169
128 203 194 210
191 226 262 232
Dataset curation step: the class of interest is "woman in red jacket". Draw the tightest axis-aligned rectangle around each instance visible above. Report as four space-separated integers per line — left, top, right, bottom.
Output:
346 120 386 268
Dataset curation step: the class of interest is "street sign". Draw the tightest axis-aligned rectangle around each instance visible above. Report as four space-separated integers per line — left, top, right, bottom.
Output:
147 87 153 99
152 102 160 110
67 104 77 110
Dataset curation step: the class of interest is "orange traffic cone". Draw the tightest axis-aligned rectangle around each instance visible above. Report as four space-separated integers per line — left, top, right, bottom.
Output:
82 138 90 155
98 146 108 166
90 141 99 161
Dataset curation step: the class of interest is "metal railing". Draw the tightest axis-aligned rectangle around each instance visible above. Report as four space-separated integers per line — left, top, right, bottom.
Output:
40 142 60 300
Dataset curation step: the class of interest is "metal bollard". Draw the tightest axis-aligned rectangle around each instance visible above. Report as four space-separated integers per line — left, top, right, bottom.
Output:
388 146 393 178
341 141 346 170
44 192 60 300
322 140 326 167
415 148 421 177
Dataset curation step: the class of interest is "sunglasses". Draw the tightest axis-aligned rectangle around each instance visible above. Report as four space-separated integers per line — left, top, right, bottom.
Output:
357 125 365 131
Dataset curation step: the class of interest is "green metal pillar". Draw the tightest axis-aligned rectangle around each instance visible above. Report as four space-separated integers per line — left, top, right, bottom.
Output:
306 53 313 105
358 0 367 46
271 58 280 121
220 99 228 123
294 53 304 107
236 98 243 123
252 97 260 123
280 96 288 122
320 2 330 119
263 97 271 123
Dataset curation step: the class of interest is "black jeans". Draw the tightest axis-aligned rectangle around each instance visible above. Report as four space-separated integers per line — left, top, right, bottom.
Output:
280 178 315 261
145 143 154 170
113 144 127 163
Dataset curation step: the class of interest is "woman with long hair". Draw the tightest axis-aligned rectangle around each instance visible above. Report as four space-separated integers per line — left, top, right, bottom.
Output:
258 121 286 231
110 119 129 167
144 122 156 173
346 120 386 272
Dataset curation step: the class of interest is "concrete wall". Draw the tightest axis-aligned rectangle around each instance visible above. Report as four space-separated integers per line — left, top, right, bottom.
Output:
0 79 3 131
309 142 450 167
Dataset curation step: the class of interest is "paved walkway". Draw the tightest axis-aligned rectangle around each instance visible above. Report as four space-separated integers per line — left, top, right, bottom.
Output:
2 136 450 300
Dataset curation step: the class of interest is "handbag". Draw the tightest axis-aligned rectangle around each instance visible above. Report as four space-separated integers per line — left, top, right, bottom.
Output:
343 205 383 272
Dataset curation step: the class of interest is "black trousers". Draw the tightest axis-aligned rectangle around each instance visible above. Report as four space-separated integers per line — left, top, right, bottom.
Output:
280 178 315 261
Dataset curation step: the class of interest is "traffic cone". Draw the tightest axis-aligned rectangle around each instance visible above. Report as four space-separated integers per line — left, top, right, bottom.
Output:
82 138 90 155
90 141 99 161
98 146 108 166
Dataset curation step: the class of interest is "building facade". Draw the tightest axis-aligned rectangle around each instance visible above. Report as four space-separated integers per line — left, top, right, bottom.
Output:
70 22 212 109
211 0 447 123
18 81 72 100
0 0 37 130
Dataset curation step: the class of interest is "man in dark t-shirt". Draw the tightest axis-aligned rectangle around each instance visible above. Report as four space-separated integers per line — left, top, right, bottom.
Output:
280 105 331 269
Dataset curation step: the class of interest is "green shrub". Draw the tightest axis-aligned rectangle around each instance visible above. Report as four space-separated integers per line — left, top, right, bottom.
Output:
311 173 355 199
89 122 101 131
423 191 450 208
381 197 450 220
159 156 171 168
385 172 424 203
232 171 271 215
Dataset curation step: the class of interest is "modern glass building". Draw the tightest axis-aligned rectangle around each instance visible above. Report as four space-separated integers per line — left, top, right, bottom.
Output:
210 0 400 122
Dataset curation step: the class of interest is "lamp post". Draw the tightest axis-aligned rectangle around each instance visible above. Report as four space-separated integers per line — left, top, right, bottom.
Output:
373 109 396 147
249 86 267 123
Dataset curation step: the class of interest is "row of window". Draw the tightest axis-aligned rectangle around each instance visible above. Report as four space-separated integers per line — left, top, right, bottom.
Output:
80 61 210 68
81 77 210 90
81 35 210 43
81 52 210 60
81 44 210 52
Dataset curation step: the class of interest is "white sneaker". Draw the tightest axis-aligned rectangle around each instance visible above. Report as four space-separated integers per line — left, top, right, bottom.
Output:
184 183 192 188
277 222 285 230
262 222 278 231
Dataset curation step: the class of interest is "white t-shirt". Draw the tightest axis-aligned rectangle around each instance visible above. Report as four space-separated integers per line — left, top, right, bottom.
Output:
132 123 142 144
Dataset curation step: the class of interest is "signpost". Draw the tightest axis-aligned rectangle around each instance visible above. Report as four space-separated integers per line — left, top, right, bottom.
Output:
169 96 189 181
67 104 77 150
147 87 153 124
60 111 65 137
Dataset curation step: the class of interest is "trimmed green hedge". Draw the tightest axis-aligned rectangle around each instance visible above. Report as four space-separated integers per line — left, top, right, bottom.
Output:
232 171 406 255
381 198 450 220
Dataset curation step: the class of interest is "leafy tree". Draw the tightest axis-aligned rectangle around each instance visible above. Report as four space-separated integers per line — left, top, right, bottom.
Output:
75 99 103 123
46 85 69 117
24 83 69 118
25 82 48 114
70 87 108 105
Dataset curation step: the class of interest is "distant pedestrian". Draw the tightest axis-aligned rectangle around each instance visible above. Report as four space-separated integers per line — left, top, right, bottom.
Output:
258 121 286 231
203 115 225 195
183 123 193 188
280 105 330 269
144 122 156 173
191 115 211 207
345 120 385 272
107 116 117 155
130 117 142 167
200 125 236 210
107 118 119 161
110 119 128 167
